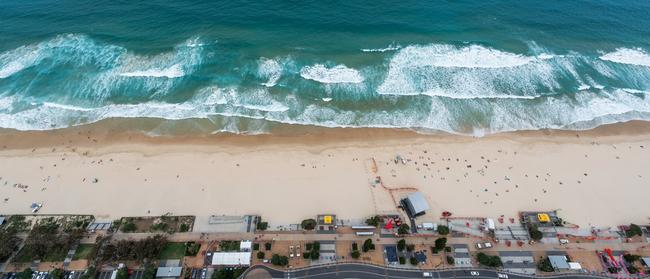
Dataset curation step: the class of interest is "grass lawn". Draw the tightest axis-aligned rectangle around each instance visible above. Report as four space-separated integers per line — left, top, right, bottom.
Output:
72 244 95 260
159 242 186 259
14 247 67 263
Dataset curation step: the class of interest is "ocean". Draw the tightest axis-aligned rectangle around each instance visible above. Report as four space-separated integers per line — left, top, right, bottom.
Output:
1 0 650 135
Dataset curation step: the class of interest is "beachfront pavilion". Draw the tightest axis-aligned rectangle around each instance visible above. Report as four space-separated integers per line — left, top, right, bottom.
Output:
402 192 430 218
317 214 337 232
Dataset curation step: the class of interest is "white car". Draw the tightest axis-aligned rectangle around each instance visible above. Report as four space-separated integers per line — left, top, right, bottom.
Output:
470 271 480 276
422 272 433 277
498 273 508 278
476 242 493 249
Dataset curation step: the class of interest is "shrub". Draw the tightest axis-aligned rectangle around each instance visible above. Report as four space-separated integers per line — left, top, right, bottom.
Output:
142 264 156 279
264 243 272 250
362 239 374 252
351 250 360 259
624 254 641 263
529 227 543 241
256 221 268 231
397 239 406 251
365 216 381 227
303 252 310 259
628 266 639 274
626 224 643 237
476 252 502 267
312 242 320 251
50 269 63 279
399 256 406 265
406 244 415 252
257 251 265 259
271 254 288 266
434 237 447 250
537 257 554 272
351 242 358 251
150 222 168 232
310 251 320 260
212 268 246 279
179 223 189 232
253 243 260 251
301 219 317 230
121 221 136 233
17 268 33 279
306 243 313 251
185 242 201 256
116 267 128 279
398 224 410 235
437 225 449 235
410 257 418 265
0 228 20 262
446 256 454 265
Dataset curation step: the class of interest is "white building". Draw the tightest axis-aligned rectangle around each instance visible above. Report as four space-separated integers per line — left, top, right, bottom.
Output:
211 252 252 266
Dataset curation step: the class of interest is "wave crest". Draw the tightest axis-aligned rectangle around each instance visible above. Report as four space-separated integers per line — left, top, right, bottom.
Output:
300 64 364 84
599 48 650 67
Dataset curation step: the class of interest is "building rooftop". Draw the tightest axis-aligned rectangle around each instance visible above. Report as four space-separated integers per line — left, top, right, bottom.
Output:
548 255 570 269
405 192 429 215
240 240 252 251
211 252 252 266
155 267 182 278
499 251 533 257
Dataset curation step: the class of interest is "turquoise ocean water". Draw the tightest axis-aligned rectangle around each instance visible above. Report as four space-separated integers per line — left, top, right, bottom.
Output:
1 0 650 135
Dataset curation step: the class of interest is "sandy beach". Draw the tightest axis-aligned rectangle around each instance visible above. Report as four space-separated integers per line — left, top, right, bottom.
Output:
1 120 650 229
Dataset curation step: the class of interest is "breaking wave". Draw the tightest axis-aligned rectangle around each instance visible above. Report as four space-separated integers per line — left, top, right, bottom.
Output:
1 36 650 135
600 48 650 67
119 64 185 78
299 64 364 83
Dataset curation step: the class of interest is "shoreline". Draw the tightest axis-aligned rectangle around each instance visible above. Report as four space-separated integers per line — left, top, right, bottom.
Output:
2 118 650 152
0 120 649 229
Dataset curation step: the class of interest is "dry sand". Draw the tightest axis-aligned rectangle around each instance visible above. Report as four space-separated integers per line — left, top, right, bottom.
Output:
0 120 649 229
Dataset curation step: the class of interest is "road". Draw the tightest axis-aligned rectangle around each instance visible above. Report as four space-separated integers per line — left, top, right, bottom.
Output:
240 264 622 279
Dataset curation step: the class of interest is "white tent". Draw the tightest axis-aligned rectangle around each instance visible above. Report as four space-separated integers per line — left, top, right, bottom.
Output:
211 252 251 266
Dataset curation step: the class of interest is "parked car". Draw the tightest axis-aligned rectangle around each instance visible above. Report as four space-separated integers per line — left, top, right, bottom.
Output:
498 273 508 278
470 271 480 276
422 272 433 277
475 242 493 249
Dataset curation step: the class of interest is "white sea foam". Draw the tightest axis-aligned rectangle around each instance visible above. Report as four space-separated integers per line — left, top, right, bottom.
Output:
300 64 364 83
377 44 558 99
621 88 649 94
0 60 30 79
321 98 332 102
119 63 185 78
0 45 40 78
361 44 401 53
421 90 539 100
393 44 534 69
258 58 282 87
600 48 650 67
578 85 591 91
